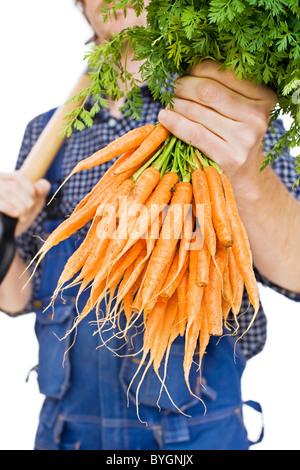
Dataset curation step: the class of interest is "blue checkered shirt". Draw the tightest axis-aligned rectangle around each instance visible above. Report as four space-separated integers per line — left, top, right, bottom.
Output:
15 86 300 360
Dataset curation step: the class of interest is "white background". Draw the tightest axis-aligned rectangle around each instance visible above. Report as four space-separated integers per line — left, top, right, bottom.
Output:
0 0 299 451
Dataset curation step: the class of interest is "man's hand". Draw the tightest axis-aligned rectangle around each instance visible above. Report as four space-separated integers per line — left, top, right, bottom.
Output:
158 60 277 192
0 170 50 236
158 61 300 295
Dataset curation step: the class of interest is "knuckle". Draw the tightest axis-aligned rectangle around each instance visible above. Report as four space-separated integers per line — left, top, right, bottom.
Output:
247 110 269 140
185 101 201 121
189 124 206 148
269 93 278 108
14 170 24 182
236 150 248 167
260 115 270 135
264 88 278 107
14 170 33 190
0 201 18 218
197 80 219 103
254 112 269 135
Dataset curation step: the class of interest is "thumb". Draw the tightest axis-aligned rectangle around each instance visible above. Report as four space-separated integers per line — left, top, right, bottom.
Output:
34 179 51 197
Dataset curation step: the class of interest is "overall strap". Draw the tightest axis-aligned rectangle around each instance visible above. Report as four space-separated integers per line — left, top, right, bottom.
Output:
243 400 264 446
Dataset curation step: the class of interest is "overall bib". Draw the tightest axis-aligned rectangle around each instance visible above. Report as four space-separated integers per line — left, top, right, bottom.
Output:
32 111 263 451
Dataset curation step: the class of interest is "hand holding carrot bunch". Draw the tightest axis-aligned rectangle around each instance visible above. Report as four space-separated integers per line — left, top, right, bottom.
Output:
158 60 278 196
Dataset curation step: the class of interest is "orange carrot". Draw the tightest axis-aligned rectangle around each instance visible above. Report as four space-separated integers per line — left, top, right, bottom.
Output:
152 291 178 374
161 249 190 298
54 214 100 293
125 295 169 423
104 238 146 289
144 296 169 351
113 124 170 175
111 264 137 326
177 267 189 336
169 301 184 344
199 294 210 367
122 270 144 324
102 166 161 263
84 240 144 319
204 166 234 248
183 293 204 397
222 260 234 323
82 187 144 290
222 252 233 324
141 181 193 308
95 179 134 240
223 257 233 297
161 206 196 296
192 169 217 257
131 282 144 314
227 248 244 323
129 212 166 315
222 299 232 328
221 173 259 316
74 167 159 297
73 235 111 299
69 277 107 335
128 166 161 205
32 165 136 273
70 124 155 176
186 235 204 326
197 241 211 287
143 249 175 318
50 147 138 210
113 245 148 322
205 241 227 336
86 280 108 317
160 250 180 298
119 171 179 257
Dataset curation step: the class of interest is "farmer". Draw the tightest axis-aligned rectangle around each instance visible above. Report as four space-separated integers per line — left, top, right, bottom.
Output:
1 0 300 450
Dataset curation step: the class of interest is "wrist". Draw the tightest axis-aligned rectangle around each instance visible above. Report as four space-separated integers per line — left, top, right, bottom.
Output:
0 252 32 315
229 150 274 206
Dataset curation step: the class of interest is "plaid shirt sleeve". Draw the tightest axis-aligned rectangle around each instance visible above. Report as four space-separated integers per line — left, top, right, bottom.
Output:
256 118 300 302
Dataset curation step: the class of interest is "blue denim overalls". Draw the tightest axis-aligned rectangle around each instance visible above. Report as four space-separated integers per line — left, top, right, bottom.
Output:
32 110 263 451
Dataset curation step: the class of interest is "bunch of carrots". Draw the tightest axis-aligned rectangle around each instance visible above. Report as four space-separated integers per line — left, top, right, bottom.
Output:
29 122 259 414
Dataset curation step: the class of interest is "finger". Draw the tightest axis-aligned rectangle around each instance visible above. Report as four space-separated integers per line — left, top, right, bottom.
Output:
189 60 277 104
0 172 15 180
158 108 228 164
34 179 51 197
0 171 36 202
11 185 37 211
18 189 48 228
0 181 36 216
172 97 234 142
14 171 36 198
174 75 259 122
0 199 20 218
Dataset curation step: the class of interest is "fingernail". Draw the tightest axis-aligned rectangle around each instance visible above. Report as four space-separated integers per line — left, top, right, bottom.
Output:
36 179 51 194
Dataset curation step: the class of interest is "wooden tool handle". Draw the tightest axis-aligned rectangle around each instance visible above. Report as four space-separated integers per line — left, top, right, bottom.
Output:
20 72 90 183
